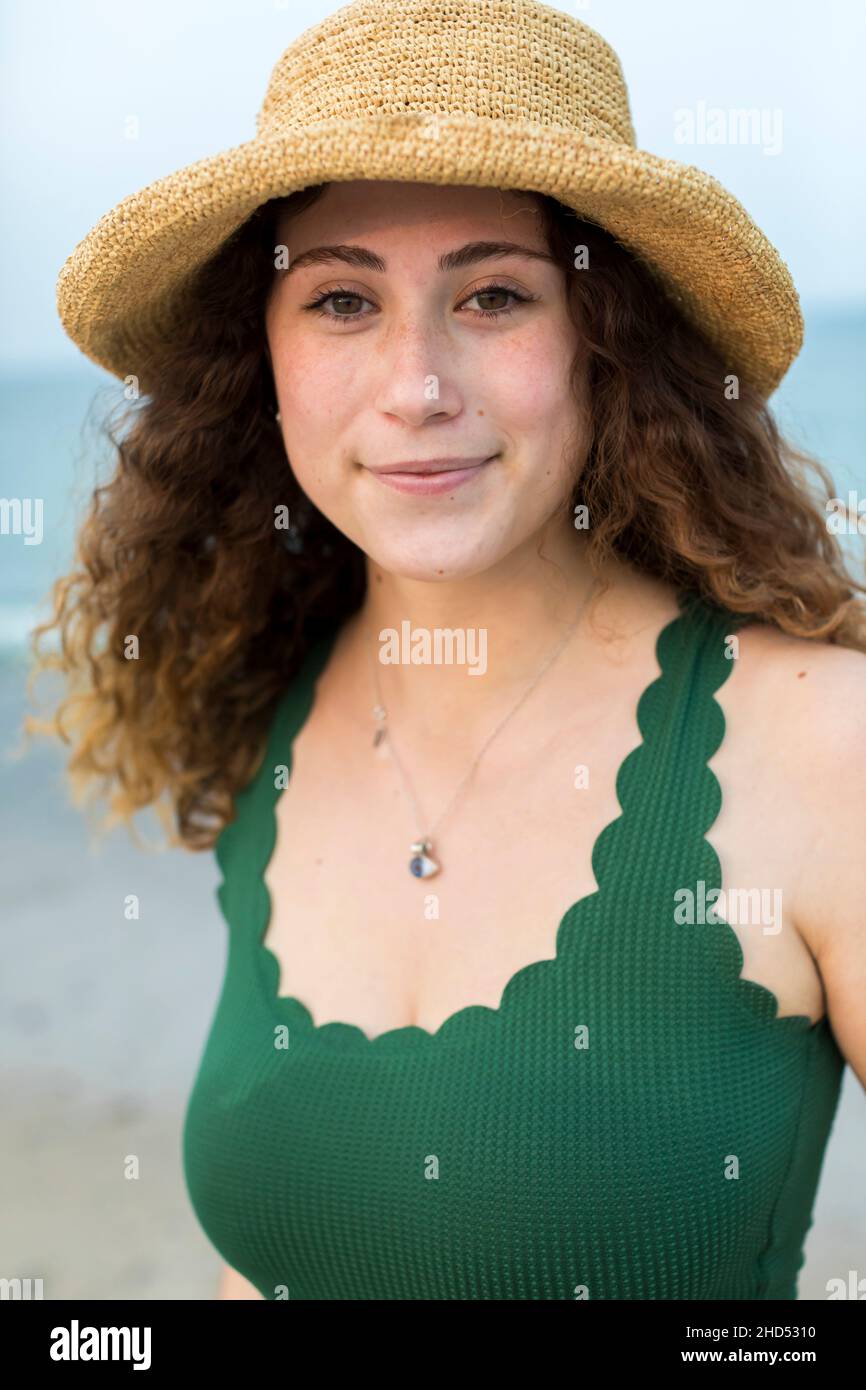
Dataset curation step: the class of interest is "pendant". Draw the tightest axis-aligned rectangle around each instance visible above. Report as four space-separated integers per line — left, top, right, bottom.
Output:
409 838 440 878
372 703 387 748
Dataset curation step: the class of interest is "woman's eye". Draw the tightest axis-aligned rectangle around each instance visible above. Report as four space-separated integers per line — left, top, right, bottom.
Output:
303 288 373 321
460 285 533 319
301 283 535 325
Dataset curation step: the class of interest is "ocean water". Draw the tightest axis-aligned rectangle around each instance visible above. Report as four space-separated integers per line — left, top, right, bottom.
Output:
1 303 865 657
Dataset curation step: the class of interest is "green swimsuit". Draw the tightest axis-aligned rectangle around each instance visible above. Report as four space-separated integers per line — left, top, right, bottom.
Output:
182 590 845 1299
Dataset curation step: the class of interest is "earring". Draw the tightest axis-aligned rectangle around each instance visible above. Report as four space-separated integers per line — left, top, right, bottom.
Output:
274 410 282 423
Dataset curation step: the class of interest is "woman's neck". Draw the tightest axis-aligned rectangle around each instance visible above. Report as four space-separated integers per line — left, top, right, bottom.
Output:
335 520 652 749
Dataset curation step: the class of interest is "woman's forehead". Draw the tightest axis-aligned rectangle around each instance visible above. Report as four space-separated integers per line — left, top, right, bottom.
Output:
273 182 545 247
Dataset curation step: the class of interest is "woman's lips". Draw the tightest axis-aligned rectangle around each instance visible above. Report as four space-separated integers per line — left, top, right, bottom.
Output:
365 457 497 496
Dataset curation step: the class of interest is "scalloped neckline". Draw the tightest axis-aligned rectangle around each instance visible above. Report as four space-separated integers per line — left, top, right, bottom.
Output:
252 594 825 1051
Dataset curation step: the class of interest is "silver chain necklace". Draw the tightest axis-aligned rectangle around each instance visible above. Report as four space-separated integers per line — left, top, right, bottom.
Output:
366 577 600 878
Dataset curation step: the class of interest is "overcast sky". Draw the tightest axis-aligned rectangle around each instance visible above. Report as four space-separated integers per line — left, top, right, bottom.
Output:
2 0 864 373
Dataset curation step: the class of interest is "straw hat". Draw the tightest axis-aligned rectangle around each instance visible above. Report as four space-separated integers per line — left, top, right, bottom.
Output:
56 0 803 399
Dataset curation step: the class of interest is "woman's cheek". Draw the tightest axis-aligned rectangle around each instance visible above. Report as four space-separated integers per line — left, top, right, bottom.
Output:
480 325 571 408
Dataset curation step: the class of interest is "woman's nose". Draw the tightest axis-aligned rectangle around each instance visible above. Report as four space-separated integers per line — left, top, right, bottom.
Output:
371 314 465 423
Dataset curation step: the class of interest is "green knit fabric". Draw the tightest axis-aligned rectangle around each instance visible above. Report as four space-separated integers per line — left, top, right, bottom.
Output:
183 590 845 1300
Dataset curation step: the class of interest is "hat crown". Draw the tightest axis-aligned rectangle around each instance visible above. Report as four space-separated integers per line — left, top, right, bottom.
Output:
255 0 636 147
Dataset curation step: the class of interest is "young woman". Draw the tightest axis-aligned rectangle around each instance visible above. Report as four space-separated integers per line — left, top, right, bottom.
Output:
42 0 865 1300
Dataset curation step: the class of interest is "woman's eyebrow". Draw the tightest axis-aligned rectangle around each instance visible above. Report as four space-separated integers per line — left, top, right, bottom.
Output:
282 240 557 275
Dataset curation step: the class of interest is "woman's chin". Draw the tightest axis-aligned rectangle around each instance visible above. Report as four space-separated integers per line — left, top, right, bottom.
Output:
359 540 508 584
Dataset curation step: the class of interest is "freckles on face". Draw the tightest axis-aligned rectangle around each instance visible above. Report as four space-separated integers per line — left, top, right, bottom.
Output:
263 187 587 577
482 314 580 459
266 304 348 479
270 295 579 485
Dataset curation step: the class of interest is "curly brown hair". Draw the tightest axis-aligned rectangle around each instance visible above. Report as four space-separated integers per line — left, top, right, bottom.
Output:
23 182 866 851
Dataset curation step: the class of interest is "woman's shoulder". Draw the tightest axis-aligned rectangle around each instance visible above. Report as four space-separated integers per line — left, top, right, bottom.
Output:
730 607 866 722
632 578 866 920
716 601 866 823
699 601 865 1084
731 611 866 1042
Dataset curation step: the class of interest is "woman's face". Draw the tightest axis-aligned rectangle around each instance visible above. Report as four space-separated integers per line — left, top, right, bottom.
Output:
265 180 588 581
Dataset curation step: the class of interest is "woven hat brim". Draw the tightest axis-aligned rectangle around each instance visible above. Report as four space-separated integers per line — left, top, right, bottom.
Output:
56 112 803 399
